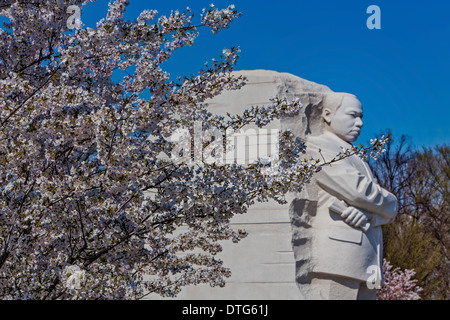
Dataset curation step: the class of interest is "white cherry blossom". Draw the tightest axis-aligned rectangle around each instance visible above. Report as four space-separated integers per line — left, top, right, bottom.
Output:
0 0 387 299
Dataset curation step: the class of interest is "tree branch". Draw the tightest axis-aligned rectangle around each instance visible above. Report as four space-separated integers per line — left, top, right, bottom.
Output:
1 65 60 126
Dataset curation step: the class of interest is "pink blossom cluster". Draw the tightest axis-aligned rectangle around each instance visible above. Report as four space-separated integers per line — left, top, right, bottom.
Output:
377 259 423 300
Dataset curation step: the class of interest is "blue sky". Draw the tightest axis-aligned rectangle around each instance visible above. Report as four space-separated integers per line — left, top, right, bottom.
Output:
9 0 450 147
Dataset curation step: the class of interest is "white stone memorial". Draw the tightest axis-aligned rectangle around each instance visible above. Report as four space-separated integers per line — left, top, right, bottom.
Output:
292 92 398 300
148 70 397 300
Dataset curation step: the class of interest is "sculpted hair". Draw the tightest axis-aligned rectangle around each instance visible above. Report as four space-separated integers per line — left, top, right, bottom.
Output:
322 92 357 112
322 92 358 113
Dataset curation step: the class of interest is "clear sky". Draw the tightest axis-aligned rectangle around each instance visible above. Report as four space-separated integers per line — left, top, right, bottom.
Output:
19 1 450 147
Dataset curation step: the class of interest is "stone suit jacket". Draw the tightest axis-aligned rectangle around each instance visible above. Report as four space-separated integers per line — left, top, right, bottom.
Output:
300 131 398 283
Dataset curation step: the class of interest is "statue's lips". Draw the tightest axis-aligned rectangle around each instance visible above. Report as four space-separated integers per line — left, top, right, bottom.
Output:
350 130 361 135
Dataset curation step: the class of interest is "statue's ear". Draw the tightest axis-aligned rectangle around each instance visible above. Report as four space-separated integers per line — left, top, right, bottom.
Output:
322 107 332 125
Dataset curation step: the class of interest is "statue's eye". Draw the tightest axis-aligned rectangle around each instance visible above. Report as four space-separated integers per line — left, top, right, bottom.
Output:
349 112 363 118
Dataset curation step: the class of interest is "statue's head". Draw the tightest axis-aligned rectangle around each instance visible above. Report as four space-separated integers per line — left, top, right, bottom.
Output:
321 92 363 143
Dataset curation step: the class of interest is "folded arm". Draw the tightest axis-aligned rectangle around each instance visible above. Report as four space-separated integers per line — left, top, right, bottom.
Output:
315 158 398 225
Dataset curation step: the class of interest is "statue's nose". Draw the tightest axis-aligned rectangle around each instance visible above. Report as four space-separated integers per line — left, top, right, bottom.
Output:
356 117 363 128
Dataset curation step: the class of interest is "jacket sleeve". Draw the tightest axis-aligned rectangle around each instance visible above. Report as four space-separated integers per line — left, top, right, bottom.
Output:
313 155 398 224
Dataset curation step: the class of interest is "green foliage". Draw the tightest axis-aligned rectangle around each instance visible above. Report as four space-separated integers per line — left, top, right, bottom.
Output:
369 133 449 300
382 218 443 299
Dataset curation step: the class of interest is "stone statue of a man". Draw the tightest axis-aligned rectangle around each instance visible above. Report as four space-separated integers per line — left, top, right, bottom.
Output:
290 92 398 300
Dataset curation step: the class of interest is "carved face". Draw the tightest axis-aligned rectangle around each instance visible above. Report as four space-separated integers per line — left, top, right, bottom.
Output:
323 95 363 143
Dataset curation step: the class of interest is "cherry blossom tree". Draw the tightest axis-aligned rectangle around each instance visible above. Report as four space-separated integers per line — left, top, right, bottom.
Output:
377 259 422 300
0 0 387 299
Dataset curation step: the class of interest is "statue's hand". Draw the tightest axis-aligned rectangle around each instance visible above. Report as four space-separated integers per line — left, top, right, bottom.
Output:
341 206 369 229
